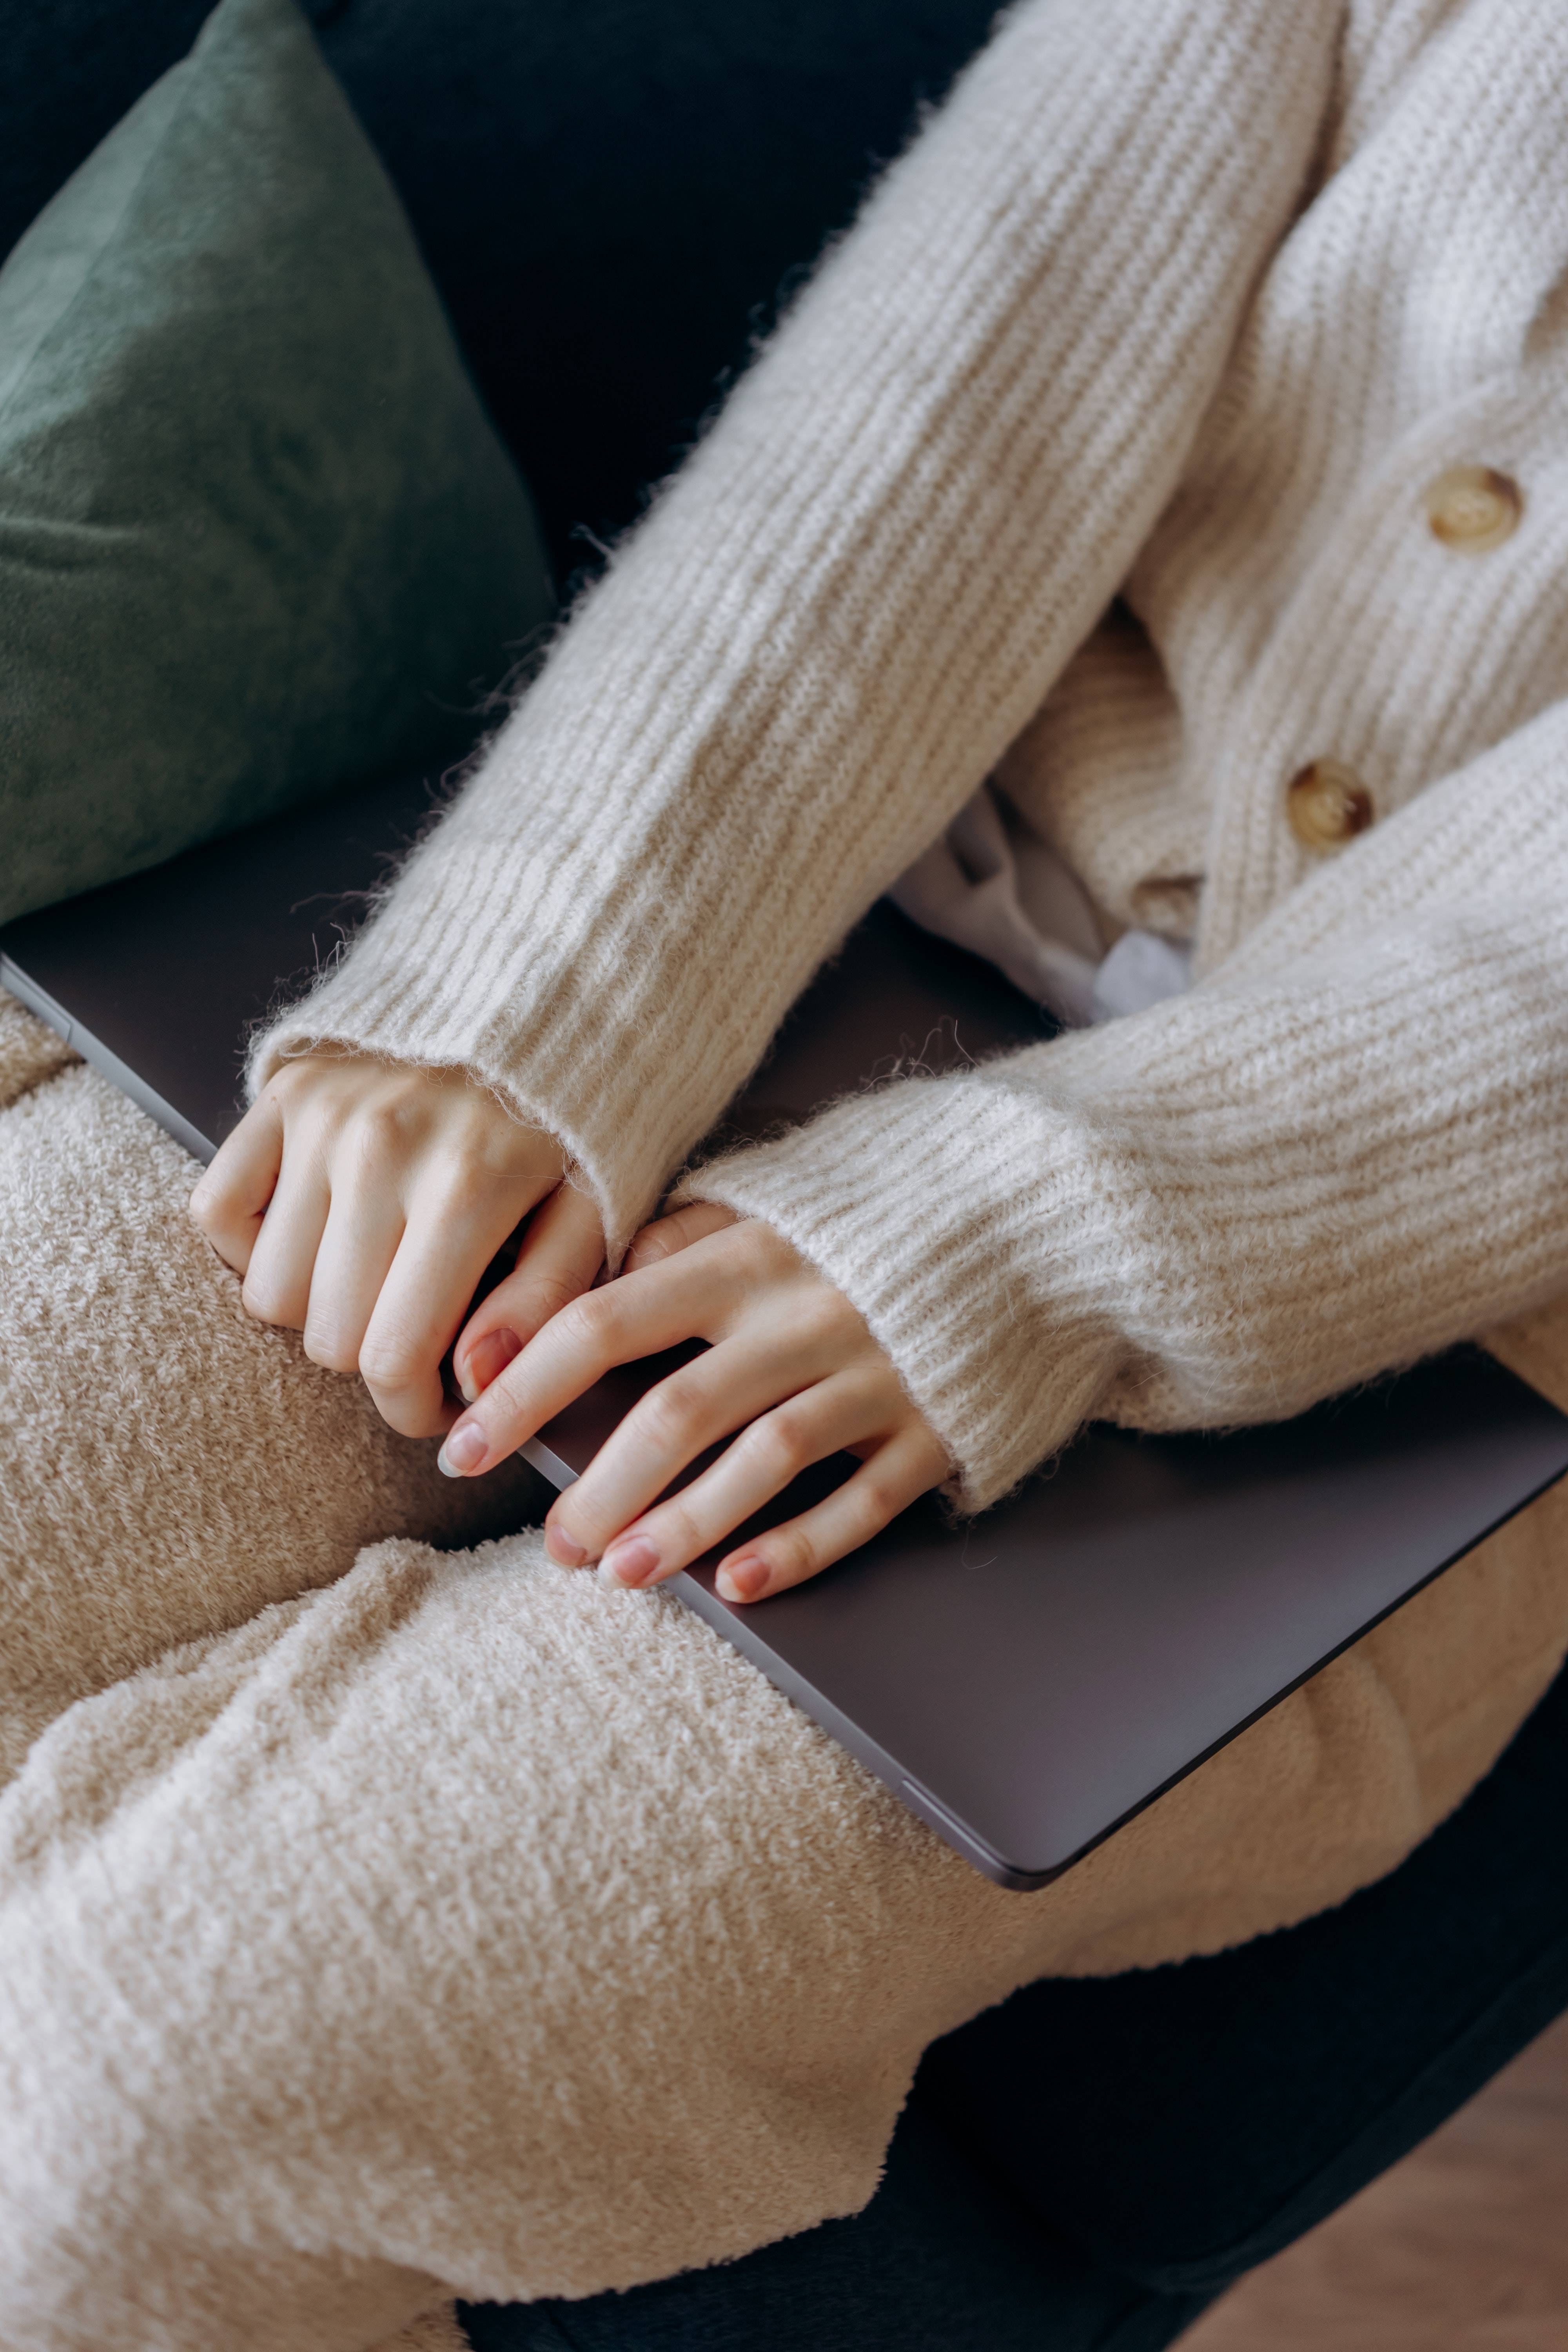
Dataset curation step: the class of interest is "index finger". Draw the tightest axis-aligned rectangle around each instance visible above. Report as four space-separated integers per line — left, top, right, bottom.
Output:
189 1094 283 1274
621 1200 736 1273
437 1241 732 1479
452 1183 607 1403
354 1163 568 1440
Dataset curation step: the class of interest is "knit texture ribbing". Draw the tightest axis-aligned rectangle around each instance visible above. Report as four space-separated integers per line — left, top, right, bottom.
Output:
252 0 1339 1254
688 708 1568 1505
252 0 1568 1508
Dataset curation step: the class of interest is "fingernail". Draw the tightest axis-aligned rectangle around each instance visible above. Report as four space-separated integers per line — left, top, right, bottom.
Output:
437 1422 489 1478
545 1523 587 1566
599 1535 661 1590
459 1327 521 1406
717 1555 769 1602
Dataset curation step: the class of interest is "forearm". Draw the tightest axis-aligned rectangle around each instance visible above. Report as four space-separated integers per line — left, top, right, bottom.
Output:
250 0 1339 1254
686 710 1568 1506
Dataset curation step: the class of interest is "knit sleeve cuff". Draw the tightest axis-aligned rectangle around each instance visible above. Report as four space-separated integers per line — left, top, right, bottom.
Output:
673 1054 1131 1513
679 875 1568 1515
241 0 1336 1265
241 735 736 1258
247 948 676 1263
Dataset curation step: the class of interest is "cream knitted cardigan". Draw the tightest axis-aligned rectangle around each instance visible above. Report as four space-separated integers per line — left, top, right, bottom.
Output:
255 0 1568 1522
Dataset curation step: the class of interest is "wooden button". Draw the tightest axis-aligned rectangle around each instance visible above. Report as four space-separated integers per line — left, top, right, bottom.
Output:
1424 465 1523 552
1286 760 1375 851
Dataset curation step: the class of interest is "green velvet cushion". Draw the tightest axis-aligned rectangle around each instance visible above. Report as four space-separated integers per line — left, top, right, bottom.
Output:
0 0 551 924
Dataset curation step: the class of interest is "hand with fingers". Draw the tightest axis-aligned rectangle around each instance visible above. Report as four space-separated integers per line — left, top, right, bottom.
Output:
189 1054 605 1436
439 1201 952 1603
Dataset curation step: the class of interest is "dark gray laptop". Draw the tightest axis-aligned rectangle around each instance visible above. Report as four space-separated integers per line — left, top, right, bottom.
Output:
5 771 1566 1890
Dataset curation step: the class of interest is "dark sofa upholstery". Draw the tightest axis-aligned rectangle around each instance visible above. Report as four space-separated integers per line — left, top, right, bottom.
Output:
2 0 998 571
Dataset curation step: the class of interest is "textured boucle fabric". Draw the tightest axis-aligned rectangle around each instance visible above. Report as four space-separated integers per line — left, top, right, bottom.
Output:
0 997 540 1782
370 2316 469 2352
2 1005 1566 2348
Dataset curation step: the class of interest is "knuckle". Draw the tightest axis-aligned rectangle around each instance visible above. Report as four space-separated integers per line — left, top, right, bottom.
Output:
649 1497 708 1566
201 1233 251 1280
356 1337 421 1393
428 1154 489 1215
268 1056 330 1116
654 1494 698 1548
634 1372 705 1452
560 1486 620 1551
302 1328 357 1376
851 1479 899 1534
511 1269 579 1327
623 1225 675 1272
769 1526 817 1583
559 1289 617 1352
376 1391 441 1439
352 1098 410 1165
193 1204 238 1256
677 1201 733 1246
741 1407 809 1481
769 1398 817 1459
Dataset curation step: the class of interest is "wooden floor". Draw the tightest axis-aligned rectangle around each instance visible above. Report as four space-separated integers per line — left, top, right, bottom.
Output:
1181 2010 1568 2351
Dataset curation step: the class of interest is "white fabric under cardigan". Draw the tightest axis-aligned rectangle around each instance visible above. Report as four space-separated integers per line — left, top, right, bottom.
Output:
889 779 1193 1026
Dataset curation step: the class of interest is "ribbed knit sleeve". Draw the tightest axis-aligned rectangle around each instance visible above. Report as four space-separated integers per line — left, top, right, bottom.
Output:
249 0 1341 1255
682 703 1568 1510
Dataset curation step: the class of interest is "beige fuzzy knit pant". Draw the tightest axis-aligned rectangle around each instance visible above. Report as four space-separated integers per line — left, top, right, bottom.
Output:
3 987 1567 2352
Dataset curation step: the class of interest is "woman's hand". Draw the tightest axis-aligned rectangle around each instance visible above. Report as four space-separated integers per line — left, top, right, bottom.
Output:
189 1055 604 1437
439 1202 950 1602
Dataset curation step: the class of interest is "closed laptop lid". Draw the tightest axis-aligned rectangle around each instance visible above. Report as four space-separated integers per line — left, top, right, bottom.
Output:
6 773 1566 1887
